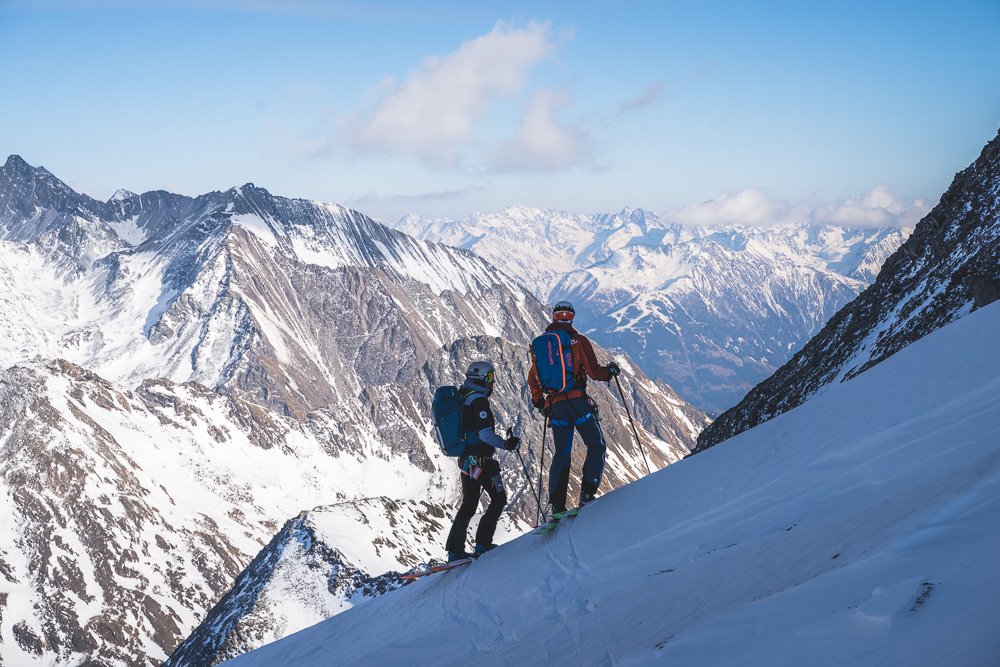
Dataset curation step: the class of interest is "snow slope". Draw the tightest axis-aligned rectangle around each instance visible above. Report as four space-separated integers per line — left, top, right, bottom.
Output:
229 301 1000 666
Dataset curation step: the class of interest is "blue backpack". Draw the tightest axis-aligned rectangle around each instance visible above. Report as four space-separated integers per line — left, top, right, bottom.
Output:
531 330 577 395
432 386 475 456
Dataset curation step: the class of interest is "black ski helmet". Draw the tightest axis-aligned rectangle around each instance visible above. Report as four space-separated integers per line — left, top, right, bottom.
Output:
552 300 575 323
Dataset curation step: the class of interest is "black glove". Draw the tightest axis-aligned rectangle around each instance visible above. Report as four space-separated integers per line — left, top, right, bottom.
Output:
504 435 521 451
607 361 621 377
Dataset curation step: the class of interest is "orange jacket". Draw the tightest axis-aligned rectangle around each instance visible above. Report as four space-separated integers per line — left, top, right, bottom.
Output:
528 322 611 407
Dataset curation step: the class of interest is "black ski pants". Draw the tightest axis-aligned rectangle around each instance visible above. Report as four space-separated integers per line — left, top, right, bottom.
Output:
548 396 606 513
446 456 507 553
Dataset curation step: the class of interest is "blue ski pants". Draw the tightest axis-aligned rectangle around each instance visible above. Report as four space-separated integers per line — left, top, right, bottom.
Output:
547 396 606 512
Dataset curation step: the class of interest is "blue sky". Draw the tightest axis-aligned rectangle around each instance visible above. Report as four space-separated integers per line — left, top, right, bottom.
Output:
1 1 998 224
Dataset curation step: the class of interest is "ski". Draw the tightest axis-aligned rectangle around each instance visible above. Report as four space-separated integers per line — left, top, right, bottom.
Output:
531 507 580 534
400 557 474 580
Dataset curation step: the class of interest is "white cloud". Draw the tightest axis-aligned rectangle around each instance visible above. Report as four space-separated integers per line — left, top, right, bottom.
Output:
618 82 666 114
810 185 929 228
665 186 928 229
667 189 791 227
488 88 591 172
344 21 555 169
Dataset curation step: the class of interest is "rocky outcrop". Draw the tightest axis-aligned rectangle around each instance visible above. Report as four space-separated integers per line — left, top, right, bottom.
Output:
164 508 412 667
965 275 1000 308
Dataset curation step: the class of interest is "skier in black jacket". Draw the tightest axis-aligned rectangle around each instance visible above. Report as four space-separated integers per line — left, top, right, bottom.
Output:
445 360 520 562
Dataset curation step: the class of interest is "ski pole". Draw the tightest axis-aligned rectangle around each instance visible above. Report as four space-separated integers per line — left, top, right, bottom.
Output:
515 450 543 523
613 375 652 476
536 416 548 525
508 428 543 521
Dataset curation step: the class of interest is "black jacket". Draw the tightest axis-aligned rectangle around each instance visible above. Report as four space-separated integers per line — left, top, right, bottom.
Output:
460 385 505 457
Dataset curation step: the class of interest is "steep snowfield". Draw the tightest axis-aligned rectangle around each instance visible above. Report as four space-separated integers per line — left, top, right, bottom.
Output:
230 302 1000 666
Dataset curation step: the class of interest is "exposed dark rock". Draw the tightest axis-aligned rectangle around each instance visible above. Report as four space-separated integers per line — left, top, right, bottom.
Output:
965 275 1000 308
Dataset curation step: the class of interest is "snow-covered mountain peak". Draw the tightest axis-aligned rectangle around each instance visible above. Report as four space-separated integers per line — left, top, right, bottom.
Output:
1 156 110 245
109 188 137 203
0 155 62 187
593 205 657 229
482 204 558 222
1 155 76 200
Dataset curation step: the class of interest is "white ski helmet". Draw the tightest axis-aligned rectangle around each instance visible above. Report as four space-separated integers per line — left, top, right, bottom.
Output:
465 360 496 394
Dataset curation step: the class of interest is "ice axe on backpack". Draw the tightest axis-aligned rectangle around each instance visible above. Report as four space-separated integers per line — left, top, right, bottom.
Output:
508 426 544 525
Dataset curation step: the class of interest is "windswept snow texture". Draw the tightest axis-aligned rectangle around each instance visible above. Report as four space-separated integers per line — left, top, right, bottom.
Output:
230 303 1000 667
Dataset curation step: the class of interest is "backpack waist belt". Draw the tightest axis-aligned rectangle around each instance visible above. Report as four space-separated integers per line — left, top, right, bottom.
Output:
550 412 594 428
544 387 586 407
462 455 491 478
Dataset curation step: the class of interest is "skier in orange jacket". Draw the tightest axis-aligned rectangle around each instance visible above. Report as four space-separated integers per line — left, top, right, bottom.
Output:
528 301 620 514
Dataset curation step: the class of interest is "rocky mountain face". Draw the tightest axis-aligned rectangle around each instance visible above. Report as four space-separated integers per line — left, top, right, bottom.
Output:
398 208 910 415
0 156 707 666
1 155 542 419
696 128 1000 452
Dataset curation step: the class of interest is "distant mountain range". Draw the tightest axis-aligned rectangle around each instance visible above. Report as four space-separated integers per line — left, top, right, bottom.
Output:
0 155 707 666
697 128 1000 451
398 208 911 415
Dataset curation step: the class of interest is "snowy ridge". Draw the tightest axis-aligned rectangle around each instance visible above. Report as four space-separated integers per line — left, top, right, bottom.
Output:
398 207 910 414
229 301 1000 667
165 504 431 666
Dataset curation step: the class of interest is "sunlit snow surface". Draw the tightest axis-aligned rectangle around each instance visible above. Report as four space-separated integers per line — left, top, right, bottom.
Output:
230 303 1000 667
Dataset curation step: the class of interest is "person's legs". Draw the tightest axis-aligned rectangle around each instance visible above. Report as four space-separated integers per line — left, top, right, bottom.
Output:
474 458 508 549
574 402 607 501
446 470 482 554
547 403 576 513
